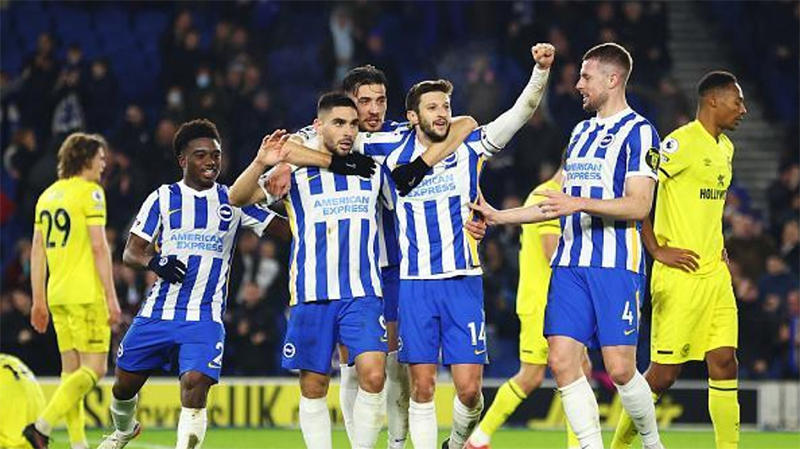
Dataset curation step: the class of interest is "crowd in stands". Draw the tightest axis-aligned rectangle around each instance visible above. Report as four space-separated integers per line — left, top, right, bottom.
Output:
1 1 797 380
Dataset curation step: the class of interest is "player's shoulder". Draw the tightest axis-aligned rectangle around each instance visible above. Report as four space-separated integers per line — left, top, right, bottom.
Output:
294 124 317 142
527 179 561 205
662 121 701 155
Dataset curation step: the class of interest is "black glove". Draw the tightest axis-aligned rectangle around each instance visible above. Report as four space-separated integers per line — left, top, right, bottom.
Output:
391 156 430 196
329 152 376 177
148 255 187 283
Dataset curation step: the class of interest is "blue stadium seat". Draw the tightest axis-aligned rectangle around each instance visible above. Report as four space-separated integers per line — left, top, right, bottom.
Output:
132 10 169 36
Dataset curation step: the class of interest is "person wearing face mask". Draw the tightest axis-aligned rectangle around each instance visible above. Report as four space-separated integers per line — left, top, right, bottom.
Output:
612 71 747 449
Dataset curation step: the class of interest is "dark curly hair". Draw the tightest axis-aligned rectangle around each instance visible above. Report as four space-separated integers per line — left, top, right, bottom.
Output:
172 118 221 159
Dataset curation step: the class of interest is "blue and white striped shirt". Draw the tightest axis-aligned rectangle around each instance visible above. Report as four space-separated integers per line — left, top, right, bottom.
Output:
130 181 275 322
282 136 385 305
552 108 660 274
371 126 496 280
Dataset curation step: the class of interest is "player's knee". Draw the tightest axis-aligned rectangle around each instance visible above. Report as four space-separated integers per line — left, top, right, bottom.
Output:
411 376 436 402
607 365 635 385
112 379 138 400
516 367 545 394
709 353 738 378
547 352 576 380
359 367 386 393
456 385 482 408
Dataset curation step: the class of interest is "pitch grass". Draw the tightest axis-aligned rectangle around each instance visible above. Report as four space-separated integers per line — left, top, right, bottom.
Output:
51 428 799 449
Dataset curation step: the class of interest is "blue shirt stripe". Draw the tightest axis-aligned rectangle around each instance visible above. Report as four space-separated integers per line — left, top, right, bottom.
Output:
626 122 646 172
404 202 419 276
424 200 443 274
589 186 605 266
307 167 323 195
615 221 628 268
289 173 306 300
449 195 467 270
242 204 269 222
314 222 328 299
168 184 182 229
568 186 583 263
152 279 170 316
359 218 376 296
199 258 223 321
216 185 230 231
396 131 417 165
174 255 201 321
613 135 630 197
567 121 591 158
576 123 605 158
552 215 567 266
338 219 352 298
382 207 399 266
334 173 349 192
194 196 208 229
143 197 160 236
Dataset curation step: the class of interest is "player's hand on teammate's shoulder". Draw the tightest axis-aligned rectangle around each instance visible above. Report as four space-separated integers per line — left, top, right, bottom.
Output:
391 157 430 196
30 301 49 334
148 254 187 283
328 151 376 177
538 189 581 217
255 130 291 167
532 43 556 70
653 243 700 273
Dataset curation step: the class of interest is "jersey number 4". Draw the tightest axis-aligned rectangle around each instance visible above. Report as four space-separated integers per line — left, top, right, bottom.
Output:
40 208 71 248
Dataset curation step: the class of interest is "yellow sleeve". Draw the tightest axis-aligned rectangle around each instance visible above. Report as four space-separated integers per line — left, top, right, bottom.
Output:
530 191 561 235
658 134 691 180
83 185 107 226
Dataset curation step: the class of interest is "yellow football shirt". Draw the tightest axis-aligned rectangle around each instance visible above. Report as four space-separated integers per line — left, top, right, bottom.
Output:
516 179 562 315
34 177 107 305
654 120 733 275
0 353 45 449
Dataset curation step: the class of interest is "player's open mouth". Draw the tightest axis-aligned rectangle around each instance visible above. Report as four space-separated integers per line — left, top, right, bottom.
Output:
340 140 353 150
365 118 380 128
202 168 218 177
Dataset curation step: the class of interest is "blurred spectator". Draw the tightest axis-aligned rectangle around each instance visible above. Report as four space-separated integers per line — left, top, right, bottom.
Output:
323 5 361 86
630 76 692 132
228 282 278 375
0 289 57 375
3 128 40 183
163 85 188 123
20 33 59 141
766 162 799 236
112 104 151 159
549 62 584 136
785 289 800 377
725 212 776 280
482 239 519 341
511 112 564 196
148 118 181 188
758 255 799 303
84 59 119 134
51 45 86 136
780 219 799 275
105 150 148 230
736 277 780 379
465 55 502 124
2 239 31 290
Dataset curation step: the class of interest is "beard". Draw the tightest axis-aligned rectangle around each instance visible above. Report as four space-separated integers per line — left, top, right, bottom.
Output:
419 118 450 143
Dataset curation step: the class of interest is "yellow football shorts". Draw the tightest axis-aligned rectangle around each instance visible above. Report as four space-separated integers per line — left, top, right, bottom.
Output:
519 309 549 365
50 302 110 353
0 363 45 448
650 263 738 364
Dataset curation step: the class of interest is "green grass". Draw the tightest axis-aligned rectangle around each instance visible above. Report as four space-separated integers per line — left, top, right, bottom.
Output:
49 428 800 449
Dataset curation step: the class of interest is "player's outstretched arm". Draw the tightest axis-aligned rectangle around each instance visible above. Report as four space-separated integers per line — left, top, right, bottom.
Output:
89 225 121 326
539 177 656 221
391 116 478 195
29 229 49 333
468 195 550 226
482 43 554 151
642 216 700 272
123 234 187 283
281 139 376 176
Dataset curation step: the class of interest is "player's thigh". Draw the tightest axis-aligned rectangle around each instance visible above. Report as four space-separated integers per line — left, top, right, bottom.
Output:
439 276 488 365
519 310 549 365
116 317 175 374
50 304 76 352
544 267 597 347
177 321 226 383
339 296 387 366
281 301 339 375
382 265 400 324
586 268 644 348
651 265 716 363
706 268 738 353
398 279 441 364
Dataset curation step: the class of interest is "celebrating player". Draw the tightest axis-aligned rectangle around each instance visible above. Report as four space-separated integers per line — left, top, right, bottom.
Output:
465 155 590 449
532 42 664 449
611 71 746 449
361 43 553 449
97 119 288 449
23 133 121 449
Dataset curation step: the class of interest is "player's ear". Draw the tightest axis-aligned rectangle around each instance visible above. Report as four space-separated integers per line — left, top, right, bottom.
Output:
313 118 322 132
177 152 187 169
406 110 419 125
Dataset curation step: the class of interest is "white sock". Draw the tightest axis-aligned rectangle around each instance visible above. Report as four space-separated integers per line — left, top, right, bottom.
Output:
175 407 206 449
339 364 359 442
351 388 386 449
299 396 332 449
386 351 410 449
409 399 438 449
615 371 661 447
559 376 603 449
111 394 138 434
449 394 483 449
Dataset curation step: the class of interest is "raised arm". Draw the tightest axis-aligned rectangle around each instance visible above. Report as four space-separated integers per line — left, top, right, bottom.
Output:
482 43 554 151
30 229 49 333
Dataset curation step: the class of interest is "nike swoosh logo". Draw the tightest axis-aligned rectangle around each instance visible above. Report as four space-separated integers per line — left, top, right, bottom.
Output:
307 174 321 181
207 363 221 369
346 163 356 169
474 349 486 355
624 329 636 336
169 209 181 215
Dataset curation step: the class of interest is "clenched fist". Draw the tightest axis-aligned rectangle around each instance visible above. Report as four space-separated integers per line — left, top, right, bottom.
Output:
532 43 556 70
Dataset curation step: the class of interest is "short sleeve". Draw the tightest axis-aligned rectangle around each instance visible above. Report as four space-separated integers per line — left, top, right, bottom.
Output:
240 203 276 237
130 190 162 242
83 185 107 226
658 134 691 180
625 122 660 181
